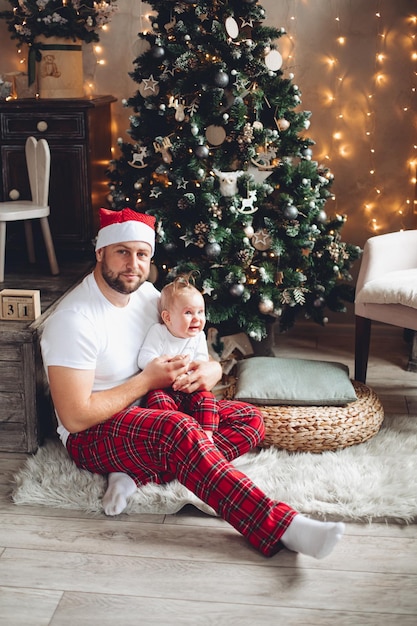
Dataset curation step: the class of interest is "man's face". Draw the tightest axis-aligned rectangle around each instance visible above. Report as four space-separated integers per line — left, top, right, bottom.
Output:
97 241 152 295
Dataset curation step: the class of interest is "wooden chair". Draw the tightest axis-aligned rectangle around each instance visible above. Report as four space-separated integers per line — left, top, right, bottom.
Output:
354 229 417 382
0 136 59 282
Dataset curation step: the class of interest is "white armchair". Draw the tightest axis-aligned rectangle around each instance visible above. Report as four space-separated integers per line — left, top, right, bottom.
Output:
354 229 417 382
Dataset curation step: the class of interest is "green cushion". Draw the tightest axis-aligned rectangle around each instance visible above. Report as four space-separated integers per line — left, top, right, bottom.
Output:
234 357 357 406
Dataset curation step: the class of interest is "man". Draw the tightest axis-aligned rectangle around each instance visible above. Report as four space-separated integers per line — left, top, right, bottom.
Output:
41 207 344 559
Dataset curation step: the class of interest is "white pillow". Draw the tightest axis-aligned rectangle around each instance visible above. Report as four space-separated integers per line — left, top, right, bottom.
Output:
356 268 417 308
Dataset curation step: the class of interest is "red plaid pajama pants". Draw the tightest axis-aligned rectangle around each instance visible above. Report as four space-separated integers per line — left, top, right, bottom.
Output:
144 388 219 431
66 399 298 556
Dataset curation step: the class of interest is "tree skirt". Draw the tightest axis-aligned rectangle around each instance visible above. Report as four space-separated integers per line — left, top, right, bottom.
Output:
12 415 417 523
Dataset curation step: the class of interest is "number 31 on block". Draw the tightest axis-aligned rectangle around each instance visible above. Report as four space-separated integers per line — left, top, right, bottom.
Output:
0 289 41 321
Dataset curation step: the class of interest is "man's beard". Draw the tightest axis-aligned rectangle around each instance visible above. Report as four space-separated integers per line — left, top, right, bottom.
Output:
101 258 146 295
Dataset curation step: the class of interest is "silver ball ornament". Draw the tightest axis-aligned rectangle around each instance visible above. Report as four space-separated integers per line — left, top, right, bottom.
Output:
195 145 209 159
151 45 165 59
204 242 221 259
164 242 177 253
284 205 299 219
213 69 230 88
229 283 244 297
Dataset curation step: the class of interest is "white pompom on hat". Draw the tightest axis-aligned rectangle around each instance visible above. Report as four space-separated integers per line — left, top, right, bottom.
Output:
95 207 156 255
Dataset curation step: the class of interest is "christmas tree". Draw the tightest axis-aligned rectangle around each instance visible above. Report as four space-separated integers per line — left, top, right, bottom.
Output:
106 0 361 342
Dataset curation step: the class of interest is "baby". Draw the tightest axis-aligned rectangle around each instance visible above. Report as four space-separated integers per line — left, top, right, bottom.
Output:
138 273 219 440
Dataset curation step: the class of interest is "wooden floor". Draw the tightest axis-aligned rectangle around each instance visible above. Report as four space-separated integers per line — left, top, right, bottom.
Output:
1 264 417 624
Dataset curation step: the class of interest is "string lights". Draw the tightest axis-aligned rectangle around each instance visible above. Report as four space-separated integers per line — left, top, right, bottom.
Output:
275 1 416 235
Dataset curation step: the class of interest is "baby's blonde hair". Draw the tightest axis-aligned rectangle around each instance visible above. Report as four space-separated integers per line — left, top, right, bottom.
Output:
159 272 202 313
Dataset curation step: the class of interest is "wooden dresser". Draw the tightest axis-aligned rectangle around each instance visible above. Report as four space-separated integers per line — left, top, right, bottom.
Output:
0 95 116 255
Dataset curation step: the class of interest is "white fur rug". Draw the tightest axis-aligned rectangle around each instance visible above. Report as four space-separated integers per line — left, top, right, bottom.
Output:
12 414 417 522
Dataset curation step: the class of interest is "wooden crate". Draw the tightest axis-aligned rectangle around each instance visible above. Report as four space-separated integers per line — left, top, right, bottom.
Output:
0 308 56 453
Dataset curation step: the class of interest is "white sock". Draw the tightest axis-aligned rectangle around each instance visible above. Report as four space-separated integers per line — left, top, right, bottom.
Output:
281 514 345 559
102 472 137 516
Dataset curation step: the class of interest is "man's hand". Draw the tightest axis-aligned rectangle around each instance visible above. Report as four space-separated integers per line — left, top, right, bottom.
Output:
140 354 190 391
172 359 222 393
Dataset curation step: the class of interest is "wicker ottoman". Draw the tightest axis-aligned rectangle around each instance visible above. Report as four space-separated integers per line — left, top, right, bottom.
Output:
257 381 384 452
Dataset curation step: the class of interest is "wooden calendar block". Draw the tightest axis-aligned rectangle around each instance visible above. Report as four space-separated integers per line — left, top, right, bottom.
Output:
0 289 41 321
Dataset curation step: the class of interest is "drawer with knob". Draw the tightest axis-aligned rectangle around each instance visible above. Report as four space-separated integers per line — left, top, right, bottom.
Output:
0 111 86 140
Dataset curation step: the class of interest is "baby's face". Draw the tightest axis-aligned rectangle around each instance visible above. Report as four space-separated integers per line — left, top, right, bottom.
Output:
164 291 206 338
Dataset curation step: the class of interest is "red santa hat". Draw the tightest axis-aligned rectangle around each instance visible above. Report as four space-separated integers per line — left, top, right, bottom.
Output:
95 208 156 254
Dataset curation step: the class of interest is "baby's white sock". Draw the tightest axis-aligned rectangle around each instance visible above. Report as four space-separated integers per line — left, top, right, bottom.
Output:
281 514 345 559
102 472 137 516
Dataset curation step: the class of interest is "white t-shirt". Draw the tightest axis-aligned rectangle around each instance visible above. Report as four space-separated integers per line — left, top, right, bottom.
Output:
137 323 209 371
41 272 160 444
